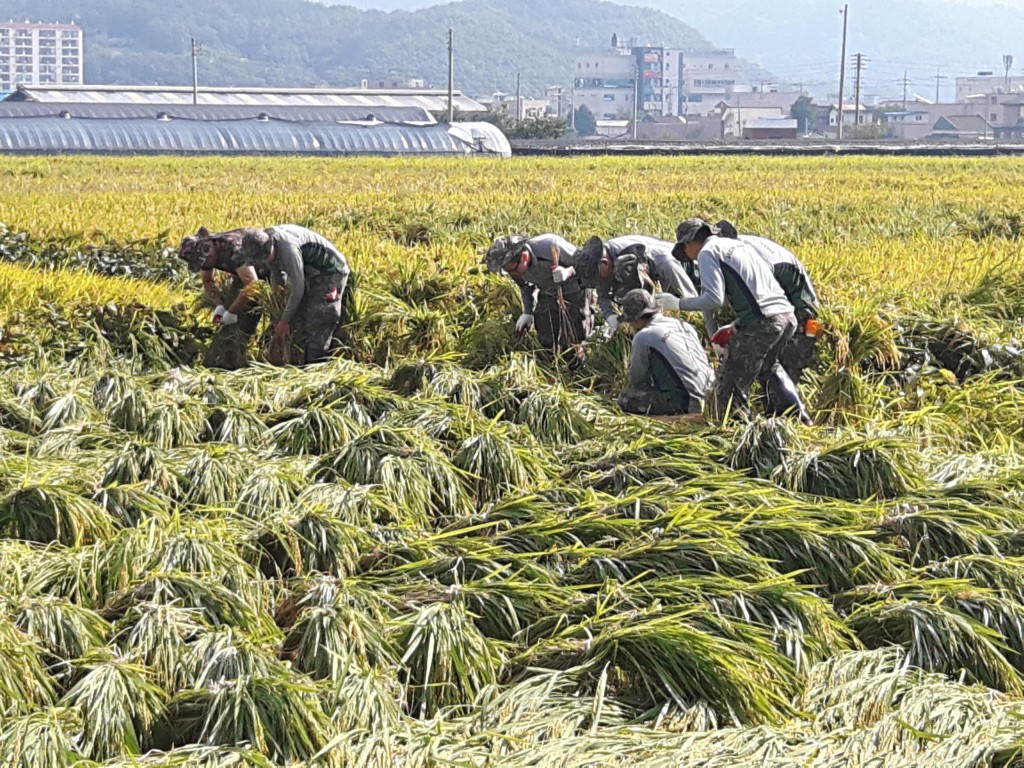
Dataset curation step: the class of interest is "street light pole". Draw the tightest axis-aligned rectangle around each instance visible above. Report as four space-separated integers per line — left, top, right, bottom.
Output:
837 4 848 140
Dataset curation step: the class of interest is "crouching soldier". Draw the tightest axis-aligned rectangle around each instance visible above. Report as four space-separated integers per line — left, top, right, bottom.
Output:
618 289 713 417
574 235 697 335
238 224 350 365
484 233 591 364
178 226 266 370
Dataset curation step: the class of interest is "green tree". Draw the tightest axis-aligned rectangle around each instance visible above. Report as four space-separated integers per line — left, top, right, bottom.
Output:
790 95 816 135
574 105 597 137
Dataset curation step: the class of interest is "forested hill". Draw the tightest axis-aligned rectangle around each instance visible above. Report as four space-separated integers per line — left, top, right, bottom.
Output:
15 0 717 96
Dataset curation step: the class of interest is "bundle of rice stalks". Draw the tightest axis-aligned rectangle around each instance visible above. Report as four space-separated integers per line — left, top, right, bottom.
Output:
168 673 334 765
282 578 396 681
512 385 597 446
846 579 1023 693
204 405 270 446
106 384 153 435
262 506 372 578
143 396 208 450
896 314 994 381
879 501 1006 565
101 442 176 493
0 617 56 716
422 361 493 409
325 664 405 735
114 602 205 690
776 435 917 500
94 483 172 528
59 651 167 760
12 596 109 675
233 458 307 519
522 607 796 724
317 426 471 523
267 405 360 456
0 484 117 546
396 600 506 718
726 417 797 479
40 390 96 433
0 706 87 768
567 435 723 494
454 423 552 506
173 447 250 507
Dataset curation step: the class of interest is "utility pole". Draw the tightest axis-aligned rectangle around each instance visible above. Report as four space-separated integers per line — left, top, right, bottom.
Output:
190 36 202 105
851 53 867 132
516 72 522 121
899 70 911 111
934 67 948 103
837 4 849 140
631 58 639 139
446 28 454 123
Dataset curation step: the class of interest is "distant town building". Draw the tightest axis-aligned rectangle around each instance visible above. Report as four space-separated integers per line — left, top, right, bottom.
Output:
680 49 742 115
359 76 427 90
0 20 83 90
573 45 638 121
487 91 549 120
956 72 1024 102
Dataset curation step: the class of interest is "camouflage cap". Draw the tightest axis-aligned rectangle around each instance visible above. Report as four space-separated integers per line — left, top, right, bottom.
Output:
573 236 606 285
674 217 719 245
177 226 214 272
484 235 528 274
239 228 273 266
618 288 659 323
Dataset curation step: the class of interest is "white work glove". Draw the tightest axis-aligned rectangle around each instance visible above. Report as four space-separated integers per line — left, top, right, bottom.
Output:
551 265 575 284
514 313 534 337
211 304 227 323
605 314 620 334
654 292 681 311
219 310 239 327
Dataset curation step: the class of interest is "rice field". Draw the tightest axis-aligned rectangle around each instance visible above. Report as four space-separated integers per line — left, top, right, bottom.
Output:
0 155 1024 766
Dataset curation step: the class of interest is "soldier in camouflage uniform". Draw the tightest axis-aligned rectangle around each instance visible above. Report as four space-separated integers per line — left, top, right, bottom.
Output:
178 226 268 370
574 235 697 335
238 224 350 365
484 234 591 362
714 219 820 384
658 219 805 424
617 289 713 416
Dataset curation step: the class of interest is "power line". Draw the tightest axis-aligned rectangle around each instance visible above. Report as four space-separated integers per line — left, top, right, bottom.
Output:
898 70 912 110
934 67 949 103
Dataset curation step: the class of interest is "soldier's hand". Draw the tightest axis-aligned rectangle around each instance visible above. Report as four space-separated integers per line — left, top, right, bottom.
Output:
514 313 534 337
211 304 227 323
551 266 575 284
654 292 681 311
219 311 239 327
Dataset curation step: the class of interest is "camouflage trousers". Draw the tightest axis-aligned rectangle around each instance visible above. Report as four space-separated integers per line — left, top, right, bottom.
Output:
618 386 701 416
534 290 592 364
293 273 347 365
203 310 260 371
711 312 796 422
780 327 818 384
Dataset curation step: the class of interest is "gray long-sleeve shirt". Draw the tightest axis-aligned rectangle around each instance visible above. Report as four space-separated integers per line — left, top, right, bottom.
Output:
739 235 818 318
628 313 714 402
510 233 581 315
268 224 350 323
596 235 698 320
677 236 793 333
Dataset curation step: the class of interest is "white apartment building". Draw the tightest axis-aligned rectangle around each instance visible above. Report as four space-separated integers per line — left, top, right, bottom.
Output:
0 20 83 90
956 73 1024 102
681 49 741 115
572 48 636 120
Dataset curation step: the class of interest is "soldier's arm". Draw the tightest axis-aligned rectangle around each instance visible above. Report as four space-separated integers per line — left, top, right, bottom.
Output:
678 252 725 313
513 276 536 315
657 254 698 299
277 241 306 323
201 269 225 307
226 265 260 315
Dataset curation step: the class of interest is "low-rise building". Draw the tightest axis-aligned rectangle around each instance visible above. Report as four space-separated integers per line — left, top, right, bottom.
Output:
927 114 994 140
743 115 798 140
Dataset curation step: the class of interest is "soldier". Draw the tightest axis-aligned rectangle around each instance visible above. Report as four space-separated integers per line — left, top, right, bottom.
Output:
177 226 267 370
238 224 350 365
617 289 713 417
573 235 697 334
714 219 821 385
484 234 591 362
658 218 805 423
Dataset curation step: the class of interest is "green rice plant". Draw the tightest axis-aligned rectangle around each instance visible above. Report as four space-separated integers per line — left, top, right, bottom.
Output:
878 500 1013 565
173 447 249 507
59 651 167 761
100 442 176 491
776 435 918 500
183 629 282 687
325 664 405 735
0 707 86 768
396 600 506 718
106 384 153 435
0 484 117 546
233 457 307 519
41 389 97 433
926 555 1024 601
93 483 171 529
143 395 208 449
168 674 334 766
846 579 1023 694
102 745 276 767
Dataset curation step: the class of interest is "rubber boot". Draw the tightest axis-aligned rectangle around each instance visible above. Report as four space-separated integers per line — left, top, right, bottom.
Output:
762 367 813 425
